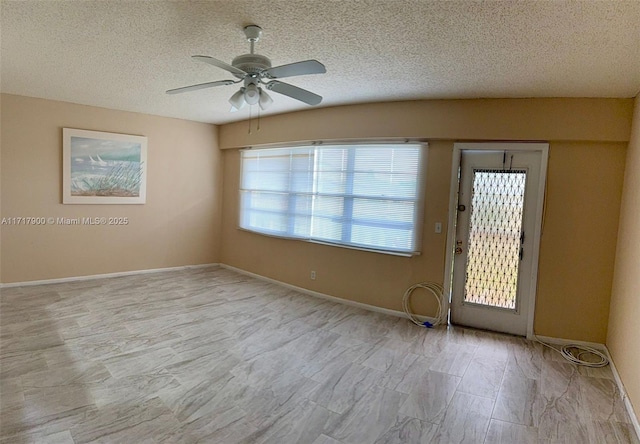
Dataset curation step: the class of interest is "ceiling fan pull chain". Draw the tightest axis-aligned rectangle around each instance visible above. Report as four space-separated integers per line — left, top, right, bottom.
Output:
257 105 261 131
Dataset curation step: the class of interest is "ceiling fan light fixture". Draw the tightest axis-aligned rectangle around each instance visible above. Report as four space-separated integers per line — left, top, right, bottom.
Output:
244 83 260 105
259 88 273 110
229 88 246 109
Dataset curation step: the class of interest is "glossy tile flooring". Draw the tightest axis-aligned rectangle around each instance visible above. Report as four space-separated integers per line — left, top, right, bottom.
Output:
1 266 638 444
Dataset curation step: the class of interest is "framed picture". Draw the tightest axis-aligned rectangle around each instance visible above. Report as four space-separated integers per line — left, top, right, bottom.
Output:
63 128 147 204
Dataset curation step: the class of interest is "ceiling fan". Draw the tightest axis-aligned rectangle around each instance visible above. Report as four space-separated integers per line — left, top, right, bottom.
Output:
167 25 326 111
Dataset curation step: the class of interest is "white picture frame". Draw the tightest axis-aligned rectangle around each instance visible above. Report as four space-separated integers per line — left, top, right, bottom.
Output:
63 128 147 204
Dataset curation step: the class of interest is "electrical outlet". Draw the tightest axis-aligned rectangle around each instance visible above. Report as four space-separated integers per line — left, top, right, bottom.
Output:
310 270 316 280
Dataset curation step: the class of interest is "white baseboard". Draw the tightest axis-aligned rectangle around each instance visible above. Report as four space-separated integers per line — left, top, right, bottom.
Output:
608 351 640 440
219 264 439 325
0 263 219 288
535 334 639 438
534 334 608 352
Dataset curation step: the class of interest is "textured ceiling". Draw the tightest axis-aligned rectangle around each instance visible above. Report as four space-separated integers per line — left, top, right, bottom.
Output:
1 0 639 125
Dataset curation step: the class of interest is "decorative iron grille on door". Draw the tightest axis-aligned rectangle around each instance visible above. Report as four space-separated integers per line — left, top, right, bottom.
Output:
464 169 527 310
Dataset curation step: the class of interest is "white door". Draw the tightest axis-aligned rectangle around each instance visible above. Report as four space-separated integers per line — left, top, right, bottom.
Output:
450 147 545 336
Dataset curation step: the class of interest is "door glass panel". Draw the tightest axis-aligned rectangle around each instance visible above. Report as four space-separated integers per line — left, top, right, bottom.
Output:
464 169 526 310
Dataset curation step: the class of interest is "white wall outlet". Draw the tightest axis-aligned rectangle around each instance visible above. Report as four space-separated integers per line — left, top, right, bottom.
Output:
310 270 316 280
435 222 442 233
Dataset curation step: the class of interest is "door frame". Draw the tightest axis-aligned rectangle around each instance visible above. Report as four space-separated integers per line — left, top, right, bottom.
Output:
443 142 549 339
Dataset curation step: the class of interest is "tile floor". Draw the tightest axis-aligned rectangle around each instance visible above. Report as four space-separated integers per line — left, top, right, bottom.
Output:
0 266 638 444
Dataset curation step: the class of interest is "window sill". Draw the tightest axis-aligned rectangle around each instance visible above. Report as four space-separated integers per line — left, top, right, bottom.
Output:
237 227 421 257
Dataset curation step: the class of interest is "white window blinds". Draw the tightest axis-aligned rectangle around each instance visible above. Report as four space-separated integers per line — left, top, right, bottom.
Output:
239 143 426 255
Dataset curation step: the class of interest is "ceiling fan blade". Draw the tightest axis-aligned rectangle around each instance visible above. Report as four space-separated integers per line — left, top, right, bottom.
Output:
264 81 322 106
264 60 326 79
192 55 246 77
166 80 236 95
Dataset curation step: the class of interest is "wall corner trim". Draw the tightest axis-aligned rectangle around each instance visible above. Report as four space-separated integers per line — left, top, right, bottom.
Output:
0 263 220 288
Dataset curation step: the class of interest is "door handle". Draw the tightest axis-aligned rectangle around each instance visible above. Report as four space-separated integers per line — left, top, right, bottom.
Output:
455 240 463 255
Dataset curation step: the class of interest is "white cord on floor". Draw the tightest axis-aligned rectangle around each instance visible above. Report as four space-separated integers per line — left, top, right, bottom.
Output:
401 283 607 367
402 282 444 327
535 337 609 367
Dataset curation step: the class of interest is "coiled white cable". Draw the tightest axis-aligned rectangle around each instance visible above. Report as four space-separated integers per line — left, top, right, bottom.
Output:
401 283 606 366
535 337 609 367
402 282 444 327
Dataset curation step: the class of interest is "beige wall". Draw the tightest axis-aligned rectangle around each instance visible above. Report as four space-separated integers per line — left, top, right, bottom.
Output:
219 98 632 149
0 94 3 282
0 94 221 283
608 95 640 417
536 142 626 341
219 98 632 343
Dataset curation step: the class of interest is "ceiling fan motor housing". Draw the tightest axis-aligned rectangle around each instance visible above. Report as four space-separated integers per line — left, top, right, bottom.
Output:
232 54 272 77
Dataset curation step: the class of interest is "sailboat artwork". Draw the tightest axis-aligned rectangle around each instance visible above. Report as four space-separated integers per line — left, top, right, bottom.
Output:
63 128 148 204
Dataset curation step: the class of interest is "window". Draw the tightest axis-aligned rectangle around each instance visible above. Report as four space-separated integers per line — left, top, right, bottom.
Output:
239 143 426 255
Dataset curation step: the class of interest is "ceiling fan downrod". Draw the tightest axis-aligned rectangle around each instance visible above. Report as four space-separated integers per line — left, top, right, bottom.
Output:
244 25 262 55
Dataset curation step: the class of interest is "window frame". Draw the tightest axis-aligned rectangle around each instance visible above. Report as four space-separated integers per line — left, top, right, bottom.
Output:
238 141 428 256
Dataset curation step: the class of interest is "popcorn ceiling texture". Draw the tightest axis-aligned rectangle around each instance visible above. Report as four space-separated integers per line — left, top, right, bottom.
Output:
1 0 639 124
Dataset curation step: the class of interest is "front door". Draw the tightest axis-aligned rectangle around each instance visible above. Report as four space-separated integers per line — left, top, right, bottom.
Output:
450 147 544 336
